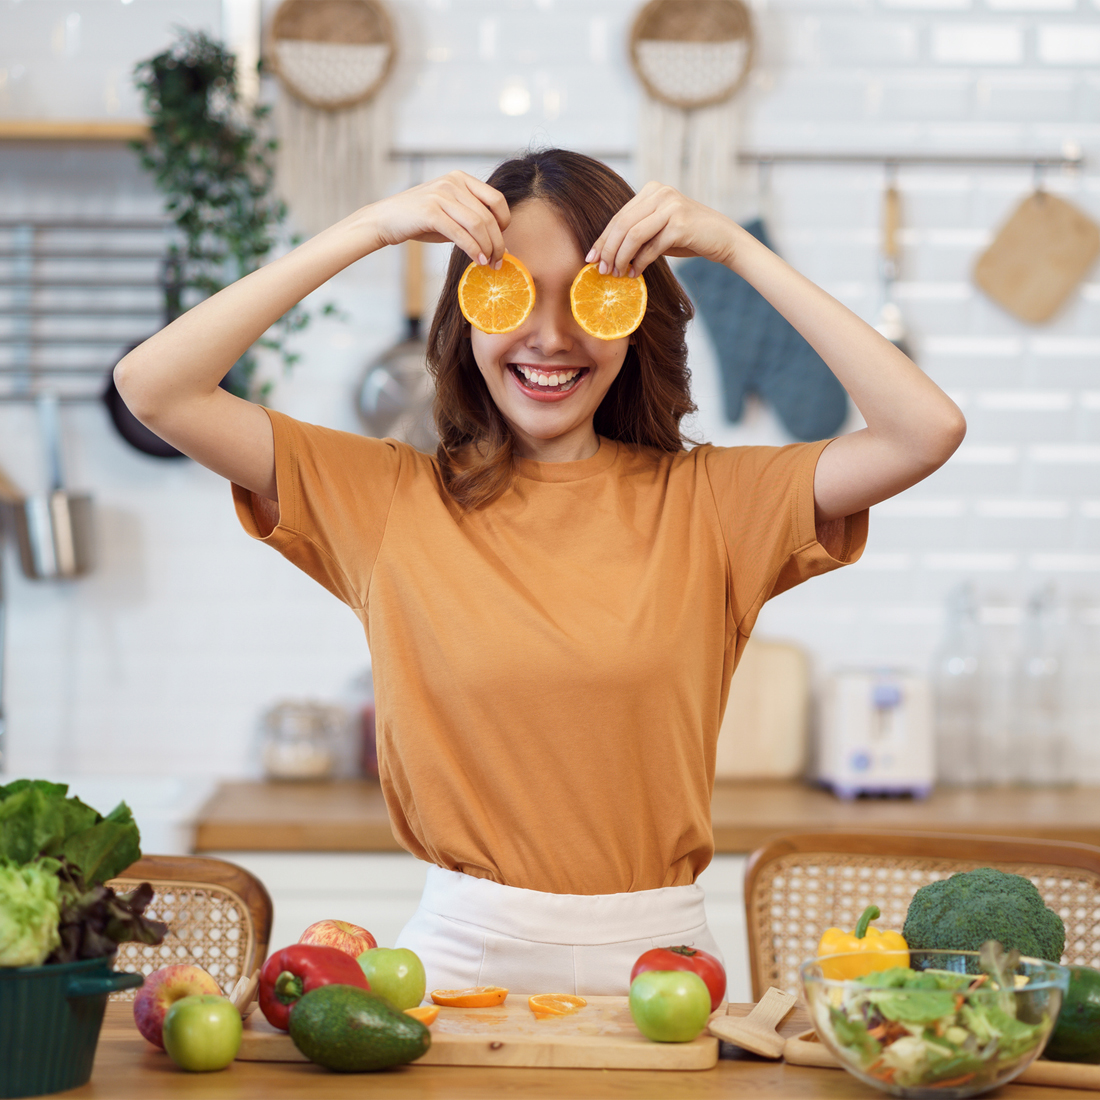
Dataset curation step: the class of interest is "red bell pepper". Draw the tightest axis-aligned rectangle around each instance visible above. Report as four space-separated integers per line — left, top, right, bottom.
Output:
258 943 370 1030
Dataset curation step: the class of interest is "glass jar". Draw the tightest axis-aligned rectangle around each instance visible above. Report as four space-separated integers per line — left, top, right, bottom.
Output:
261 701 345 781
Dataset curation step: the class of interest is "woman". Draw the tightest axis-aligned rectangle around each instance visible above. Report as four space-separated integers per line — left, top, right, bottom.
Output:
115 149 964 997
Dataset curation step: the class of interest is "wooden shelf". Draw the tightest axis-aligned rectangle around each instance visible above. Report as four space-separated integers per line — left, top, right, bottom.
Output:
194 779 1100 854
0 119 150 142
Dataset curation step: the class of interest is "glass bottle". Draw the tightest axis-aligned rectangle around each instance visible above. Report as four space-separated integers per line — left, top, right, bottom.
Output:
1014 586 1069 787
931 583 982 786
1063 601 1100 785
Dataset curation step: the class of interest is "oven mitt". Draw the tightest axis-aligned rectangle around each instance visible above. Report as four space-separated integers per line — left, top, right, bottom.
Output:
678 220 848 441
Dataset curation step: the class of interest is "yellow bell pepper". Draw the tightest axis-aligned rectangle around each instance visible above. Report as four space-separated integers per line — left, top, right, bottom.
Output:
816 905 909 980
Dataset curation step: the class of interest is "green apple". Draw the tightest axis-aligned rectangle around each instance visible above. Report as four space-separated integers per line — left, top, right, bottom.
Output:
162 994 242 1072
629 970 712 1043
356 947 426 1010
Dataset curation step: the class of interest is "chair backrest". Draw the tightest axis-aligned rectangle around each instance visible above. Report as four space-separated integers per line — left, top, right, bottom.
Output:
744 829 1100 1000
106 854 273 1000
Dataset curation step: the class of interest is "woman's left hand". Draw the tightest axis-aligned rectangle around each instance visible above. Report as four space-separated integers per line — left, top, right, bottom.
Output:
586 182 736 278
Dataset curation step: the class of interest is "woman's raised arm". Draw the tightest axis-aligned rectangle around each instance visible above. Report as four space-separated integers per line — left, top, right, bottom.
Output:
587 183 967 523
113 172 510 500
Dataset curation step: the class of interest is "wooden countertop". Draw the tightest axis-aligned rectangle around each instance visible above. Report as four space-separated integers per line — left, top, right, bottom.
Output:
194 779 1100 853
88 1003 1072 1099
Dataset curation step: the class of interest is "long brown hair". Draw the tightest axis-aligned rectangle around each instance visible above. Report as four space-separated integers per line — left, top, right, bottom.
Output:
427 149 696 509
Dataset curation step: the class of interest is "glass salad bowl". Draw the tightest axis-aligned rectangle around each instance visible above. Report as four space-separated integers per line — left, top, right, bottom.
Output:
800 949 1070 1099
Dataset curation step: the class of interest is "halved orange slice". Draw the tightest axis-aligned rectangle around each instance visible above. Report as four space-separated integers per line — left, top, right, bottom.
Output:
529 993 587 1019
430 986 509 1007
458 253 535 334
404 1004 440 1026
569 263 647 340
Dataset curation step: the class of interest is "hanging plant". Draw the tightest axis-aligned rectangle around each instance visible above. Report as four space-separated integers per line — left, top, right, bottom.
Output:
132 28 333 400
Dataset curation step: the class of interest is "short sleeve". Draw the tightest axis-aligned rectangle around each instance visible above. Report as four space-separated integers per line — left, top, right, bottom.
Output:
702 439 868 635
232 408 407 610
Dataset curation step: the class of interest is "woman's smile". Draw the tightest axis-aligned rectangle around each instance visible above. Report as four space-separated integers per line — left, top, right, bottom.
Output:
508 363 590 401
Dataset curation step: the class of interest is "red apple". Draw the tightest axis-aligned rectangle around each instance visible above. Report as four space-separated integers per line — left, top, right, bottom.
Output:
298 919 377 958
133 964 223 1048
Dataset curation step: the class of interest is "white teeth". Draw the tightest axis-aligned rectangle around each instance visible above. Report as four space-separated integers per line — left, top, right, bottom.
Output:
515 366 581 388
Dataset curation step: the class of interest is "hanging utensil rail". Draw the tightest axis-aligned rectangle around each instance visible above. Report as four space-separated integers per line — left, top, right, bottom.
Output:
0 217 174 404
388 148 1086 170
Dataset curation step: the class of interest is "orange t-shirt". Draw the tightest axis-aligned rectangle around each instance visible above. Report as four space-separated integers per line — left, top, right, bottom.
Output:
233 409 867 895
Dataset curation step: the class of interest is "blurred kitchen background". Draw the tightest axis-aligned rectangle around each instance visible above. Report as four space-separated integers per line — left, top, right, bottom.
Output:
3 0 1100 995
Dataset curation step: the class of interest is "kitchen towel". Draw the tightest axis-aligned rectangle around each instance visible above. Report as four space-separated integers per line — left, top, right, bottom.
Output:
396 865 723 998
678 219 848 441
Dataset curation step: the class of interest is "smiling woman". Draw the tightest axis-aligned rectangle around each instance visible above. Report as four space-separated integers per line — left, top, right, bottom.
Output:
112 147 963 1003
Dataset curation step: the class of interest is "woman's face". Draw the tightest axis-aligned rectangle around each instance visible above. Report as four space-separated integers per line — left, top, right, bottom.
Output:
469 199 630 462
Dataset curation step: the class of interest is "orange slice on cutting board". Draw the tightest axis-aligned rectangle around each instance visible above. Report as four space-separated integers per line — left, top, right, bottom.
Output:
569 263 647 340
529 993 587 1018
404 1005 440 1026
458 253 535 334
430 986 509 1007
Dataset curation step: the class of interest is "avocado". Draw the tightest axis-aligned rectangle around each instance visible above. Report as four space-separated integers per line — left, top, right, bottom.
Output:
1046 965 1100 1064
288 984 431 1072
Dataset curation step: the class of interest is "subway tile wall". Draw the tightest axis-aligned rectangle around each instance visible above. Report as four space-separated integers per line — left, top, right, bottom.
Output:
1 0 1099 779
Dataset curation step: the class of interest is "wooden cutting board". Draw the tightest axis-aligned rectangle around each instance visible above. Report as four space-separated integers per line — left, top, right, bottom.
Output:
714 638 810 779
785 1027 1100 1090
235 995 720 1070
974 190 1100 324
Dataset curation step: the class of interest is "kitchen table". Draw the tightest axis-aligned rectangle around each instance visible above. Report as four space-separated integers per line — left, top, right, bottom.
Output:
195 779 1100 853
86 1004 1074 1099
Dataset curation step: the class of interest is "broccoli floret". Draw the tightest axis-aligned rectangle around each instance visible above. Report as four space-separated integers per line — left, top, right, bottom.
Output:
902 867 1065 963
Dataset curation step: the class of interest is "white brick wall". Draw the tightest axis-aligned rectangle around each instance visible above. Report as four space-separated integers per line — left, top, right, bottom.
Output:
2 0 1100 780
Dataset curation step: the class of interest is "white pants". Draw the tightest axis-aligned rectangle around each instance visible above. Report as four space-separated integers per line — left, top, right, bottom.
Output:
395 865 723 998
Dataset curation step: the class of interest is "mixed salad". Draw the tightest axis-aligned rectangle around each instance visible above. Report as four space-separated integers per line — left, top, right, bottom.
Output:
817 945 1056 1091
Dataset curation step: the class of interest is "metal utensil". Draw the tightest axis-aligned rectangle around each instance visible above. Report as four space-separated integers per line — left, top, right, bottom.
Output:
356 240 438 453
11 394 94 579
874 182 914 360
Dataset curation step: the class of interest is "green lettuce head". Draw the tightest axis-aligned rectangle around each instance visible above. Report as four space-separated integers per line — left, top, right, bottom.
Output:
0 860 62 967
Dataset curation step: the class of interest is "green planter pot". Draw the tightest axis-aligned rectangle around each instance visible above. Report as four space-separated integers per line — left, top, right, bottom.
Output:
0 956 143 1098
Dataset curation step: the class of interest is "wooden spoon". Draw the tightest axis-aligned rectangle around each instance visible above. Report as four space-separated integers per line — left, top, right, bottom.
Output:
229 968 260 1018
707 986 798 1058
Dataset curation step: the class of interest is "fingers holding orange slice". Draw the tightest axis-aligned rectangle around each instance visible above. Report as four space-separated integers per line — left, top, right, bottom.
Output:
430 986 509 1008
458 254 535 334
529 993 587 1019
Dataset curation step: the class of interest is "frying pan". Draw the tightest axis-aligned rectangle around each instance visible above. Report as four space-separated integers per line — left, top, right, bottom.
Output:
104 256 187 459
356 240 437 452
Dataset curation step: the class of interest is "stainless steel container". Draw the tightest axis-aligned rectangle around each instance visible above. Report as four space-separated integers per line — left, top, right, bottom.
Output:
11 490 94 579
7 394 95 579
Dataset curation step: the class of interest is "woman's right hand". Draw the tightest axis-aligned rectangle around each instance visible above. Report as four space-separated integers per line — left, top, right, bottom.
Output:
361 171 511 269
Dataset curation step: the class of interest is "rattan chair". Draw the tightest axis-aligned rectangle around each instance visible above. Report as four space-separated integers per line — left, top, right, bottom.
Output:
744 830 1100 999
106 855 273 1000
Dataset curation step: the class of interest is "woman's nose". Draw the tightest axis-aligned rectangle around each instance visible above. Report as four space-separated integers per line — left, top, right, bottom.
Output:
524 300 574 355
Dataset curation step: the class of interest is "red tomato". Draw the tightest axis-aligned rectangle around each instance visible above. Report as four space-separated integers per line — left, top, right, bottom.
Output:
630 946 726 1012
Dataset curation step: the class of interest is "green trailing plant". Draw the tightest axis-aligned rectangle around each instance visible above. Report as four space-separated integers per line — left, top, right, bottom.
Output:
132 29 334 400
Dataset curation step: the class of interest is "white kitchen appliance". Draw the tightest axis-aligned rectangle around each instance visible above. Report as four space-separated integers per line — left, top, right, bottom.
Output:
816 668 935 799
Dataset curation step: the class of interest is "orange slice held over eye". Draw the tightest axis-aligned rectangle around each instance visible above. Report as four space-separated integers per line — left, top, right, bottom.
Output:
457 253 535 334
430 986 510 1008
528 993 587 1019
569 263 647 341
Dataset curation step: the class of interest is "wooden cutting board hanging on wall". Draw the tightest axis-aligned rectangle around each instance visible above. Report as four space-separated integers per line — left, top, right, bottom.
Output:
714 638 810 780
973 191 1100 324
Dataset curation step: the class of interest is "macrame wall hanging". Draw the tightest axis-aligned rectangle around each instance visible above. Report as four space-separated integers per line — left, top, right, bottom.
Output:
629 0 754 213
267 0 396 235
